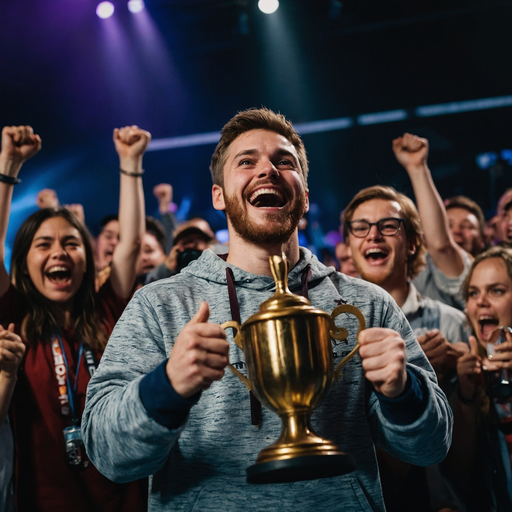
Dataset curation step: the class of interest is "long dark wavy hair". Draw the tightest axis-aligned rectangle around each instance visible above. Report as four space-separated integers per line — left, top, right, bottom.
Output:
10 208 107 350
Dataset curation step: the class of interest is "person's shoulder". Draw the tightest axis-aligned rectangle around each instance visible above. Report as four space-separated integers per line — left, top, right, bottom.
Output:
420 294 466 321
330 272 398 311
138 271 195 296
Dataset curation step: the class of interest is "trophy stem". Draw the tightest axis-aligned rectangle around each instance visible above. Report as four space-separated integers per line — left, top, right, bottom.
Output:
247 410 356 484
279 410 321 446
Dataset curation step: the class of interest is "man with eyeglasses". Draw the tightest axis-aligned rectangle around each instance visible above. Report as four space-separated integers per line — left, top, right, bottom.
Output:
343 184 468 512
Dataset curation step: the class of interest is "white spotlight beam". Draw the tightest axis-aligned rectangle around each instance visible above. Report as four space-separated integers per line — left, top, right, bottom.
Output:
416 95 512 117
148 132 221 151
258 0 279 14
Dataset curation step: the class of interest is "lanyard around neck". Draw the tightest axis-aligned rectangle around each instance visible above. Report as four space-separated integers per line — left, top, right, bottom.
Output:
54 331 83 422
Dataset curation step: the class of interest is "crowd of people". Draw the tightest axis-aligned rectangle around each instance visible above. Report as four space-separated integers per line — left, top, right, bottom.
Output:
0 110 510 512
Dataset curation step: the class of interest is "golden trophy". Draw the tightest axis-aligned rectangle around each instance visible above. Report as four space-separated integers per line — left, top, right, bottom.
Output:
221 255 366 484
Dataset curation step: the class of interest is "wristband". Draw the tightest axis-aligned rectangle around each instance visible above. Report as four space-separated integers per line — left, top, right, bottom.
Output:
457 386 476 405
0 173 21 185
120 168 144 177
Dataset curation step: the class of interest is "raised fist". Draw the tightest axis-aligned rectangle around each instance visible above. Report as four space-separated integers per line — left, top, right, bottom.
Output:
392 132 429 171
153 183 173 214
37 188 59 209
0 125 42 170
153 183 173 203
113 125 151 162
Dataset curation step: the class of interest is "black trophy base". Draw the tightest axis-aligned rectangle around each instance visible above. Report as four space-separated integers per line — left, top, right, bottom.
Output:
246 453 357 484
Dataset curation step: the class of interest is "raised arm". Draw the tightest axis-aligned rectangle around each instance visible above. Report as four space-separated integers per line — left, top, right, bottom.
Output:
0 126 42 298
109 125 149 299
392 133 466 277
153 183 178 252
153 183 173 216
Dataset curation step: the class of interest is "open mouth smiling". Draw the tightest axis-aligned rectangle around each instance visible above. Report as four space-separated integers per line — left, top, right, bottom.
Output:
248 188 287 208
45 265 72 285
478 315 500 340
364 247 389 262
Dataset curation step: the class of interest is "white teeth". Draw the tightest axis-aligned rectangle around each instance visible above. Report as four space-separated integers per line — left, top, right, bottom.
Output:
46 266 69 274
365 248 387 256
479 315 496 321
249 188 283 203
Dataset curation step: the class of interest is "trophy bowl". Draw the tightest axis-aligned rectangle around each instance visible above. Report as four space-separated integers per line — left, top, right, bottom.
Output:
222 255 365 484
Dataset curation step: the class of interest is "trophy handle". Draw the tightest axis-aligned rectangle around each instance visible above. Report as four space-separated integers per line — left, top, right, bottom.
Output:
330 304 366 381
221 321 251 391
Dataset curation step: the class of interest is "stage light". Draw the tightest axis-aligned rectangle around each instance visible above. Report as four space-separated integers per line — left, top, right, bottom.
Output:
476 152 498 170
96 2 115 19
127 0 145 13
501 149 512 165
258 0 279 14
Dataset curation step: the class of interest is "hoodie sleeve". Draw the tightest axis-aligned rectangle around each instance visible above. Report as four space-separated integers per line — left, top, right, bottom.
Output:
82 290 188 483
366 295 453 466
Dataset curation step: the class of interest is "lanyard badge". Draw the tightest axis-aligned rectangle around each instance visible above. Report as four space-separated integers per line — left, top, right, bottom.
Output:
52 332 96 467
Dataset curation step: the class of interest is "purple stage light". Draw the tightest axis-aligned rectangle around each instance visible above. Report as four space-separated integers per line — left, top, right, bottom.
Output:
96 2 115 19
128 0 145 13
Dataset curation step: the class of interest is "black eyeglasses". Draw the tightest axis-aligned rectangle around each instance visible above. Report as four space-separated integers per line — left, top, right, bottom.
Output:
347 217 405 238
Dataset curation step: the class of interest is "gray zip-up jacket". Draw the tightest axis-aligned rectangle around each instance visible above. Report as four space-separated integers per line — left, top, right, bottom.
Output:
83 248 452 511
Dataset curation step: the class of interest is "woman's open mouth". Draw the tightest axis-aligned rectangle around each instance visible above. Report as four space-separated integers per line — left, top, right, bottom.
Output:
478 315 500 341
45 266 72 286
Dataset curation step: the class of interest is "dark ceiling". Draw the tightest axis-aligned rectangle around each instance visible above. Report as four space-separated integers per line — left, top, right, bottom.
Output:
0 0 511 249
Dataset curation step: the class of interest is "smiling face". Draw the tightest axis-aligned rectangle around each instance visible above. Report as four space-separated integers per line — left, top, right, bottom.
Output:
347 198 414 292
95 219 119 270
335 242 359 278
212 129 309 247
466 257 512 345
447 207 484 256
25 216 87 308
136 232 166 275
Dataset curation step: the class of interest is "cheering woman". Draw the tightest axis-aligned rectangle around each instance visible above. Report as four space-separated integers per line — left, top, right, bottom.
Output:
0 125 148 511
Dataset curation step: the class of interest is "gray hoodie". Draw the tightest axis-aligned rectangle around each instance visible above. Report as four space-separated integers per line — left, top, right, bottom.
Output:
83 248 452 511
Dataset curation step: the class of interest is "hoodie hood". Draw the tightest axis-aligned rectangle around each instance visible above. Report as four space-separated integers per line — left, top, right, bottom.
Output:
181 247 337 293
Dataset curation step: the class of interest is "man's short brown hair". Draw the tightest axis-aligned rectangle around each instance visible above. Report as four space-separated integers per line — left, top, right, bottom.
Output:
445 195 485 236
342 185 426 280
210 107 309 189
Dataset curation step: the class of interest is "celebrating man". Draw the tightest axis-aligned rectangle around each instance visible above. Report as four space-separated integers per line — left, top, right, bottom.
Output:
83 108 452 511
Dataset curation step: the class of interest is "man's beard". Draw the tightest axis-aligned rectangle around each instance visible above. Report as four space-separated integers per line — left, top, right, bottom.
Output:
223 189 306 246
355 250 407 291
357 266 392 287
